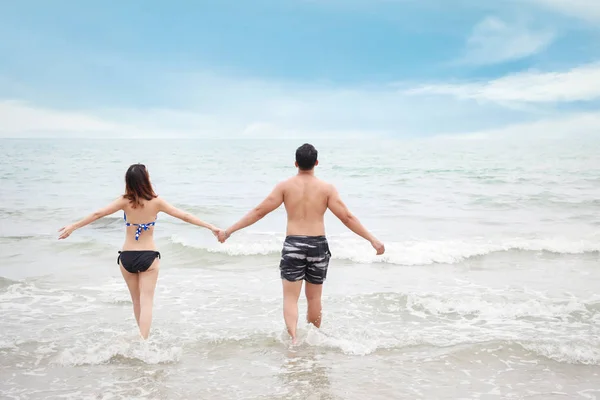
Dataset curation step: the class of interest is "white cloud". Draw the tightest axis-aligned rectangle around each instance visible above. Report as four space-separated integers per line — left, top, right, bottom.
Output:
0 96 400 139
435 111 600 141
0 84 515 139
407 62 600 103
305 0 600 22
2 63 599 141
0 101 223 138
0 71 465 138
528 0 600 22
0 101 127 137
459 17 554 65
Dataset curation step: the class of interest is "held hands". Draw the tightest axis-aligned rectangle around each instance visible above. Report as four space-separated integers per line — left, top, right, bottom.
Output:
209 225 230 243
217 229 230 243
210 226 231 243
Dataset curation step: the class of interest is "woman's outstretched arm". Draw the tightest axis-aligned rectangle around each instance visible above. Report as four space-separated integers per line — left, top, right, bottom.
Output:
158 197 220 234
58 197 127 239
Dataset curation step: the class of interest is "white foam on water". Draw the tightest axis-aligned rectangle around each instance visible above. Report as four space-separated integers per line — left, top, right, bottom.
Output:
405 291 592 320
520 340 600 365
296 325 489 356
0 338 17 350
297 325 600 364
303 327 388 356
578 389 600 400
169 233 600 265
171 233 283 256
287 323 416 356
54 334 182 366
0 282 105 329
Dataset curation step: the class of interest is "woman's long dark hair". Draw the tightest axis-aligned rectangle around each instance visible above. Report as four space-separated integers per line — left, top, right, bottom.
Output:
123 164 157 208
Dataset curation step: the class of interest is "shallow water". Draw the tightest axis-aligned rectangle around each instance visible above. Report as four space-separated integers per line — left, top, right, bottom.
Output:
1 138 600 399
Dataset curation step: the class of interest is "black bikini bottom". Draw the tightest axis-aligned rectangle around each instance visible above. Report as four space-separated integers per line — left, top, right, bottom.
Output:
117 251 161 273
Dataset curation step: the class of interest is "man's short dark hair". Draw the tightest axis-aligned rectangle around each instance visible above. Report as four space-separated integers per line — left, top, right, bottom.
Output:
296 143 318 170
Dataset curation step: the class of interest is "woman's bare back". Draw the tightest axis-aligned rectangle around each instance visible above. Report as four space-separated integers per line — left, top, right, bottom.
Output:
122 197 161 250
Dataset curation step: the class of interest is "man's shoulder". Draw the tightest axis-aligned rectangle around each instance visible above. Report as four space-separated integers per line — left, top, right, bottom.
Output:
313 177 334 189
272 178 293 194
312 177 335 195
280 175 334 191
277 177 295 187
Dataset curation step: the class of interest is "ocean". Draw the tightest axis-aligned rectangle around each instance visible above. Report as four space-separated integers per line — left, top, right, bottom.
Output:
1 137 599 399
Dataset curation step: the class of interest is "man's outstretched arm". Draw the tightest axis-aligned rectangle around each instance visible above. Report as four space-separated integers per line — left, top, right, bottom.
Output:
220 183 285 242
327 184 385 255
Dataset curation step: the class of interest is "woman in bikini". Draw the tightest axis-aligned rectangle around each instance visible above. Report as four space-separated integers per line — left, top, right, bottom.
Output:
58 163 220 339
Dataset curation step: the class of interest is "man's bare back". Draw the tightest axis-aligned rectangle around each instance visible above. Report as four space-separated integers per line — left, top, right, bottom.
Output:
279 173 329 236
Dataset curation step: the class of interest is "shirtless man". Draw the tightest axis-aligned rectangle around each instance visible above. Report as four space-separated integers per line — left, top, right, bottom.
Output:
218 143 385 343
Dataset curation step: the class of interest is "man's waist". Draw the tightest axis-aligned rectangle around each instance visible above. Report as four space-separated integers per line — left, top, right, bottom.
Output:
284 234 327 242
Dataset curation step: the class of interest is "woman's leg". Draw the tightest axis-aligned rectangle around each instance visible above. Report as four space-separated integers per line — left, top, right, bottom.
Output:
138 259 160 339
120 265 141 327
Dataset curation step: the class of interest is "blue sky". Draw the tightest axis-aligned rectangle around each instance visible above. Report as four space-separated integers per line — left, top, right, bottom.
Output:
1 0 599 138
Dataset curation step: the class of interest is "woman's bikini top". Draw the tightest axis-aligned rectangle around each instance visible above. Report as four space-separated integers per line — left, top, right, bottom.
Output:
124 212 156 241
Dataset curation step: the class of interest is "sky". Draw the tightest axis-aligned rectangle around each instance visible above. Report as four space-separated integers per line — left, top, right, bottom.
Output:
1 0 599 139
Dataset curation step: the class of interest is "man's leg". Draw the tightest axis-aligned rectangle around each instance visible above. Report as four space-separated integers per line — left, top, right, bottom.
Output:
305 282 323 328
304 237 330 328
282 279 303 344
